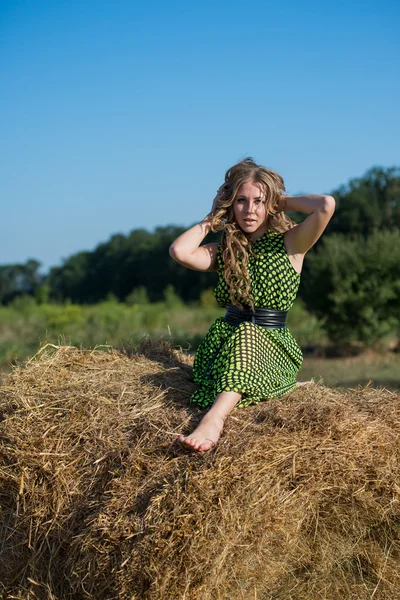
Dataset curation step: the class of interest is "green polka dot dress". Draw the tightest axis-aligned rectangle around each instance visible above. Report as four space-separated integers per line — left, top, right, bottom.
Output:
191 230 303 409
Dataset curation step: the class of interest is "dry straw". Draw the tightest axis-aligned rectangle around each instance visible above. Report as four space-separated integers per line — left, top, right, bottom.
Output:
0 341 399 599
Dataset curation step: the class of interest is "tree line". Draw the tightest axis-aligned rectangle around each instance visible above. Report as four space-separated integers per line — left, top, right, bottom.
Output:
2 165 400 345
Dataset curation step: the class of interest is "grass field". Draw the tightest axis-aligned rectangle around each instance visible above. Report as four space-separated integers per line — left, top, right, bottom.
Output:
0 297 325 368
1 297 399 391
299 351 400 391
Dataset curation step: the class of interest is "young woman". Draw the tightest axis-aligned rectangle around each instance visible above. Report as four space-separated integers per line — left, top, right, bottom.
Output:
169 158 335 452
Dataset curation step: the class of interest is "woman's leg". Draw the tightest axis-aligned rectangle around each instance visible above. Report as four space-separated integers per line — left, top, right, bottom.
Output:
178 382 312 452
177 391 241 452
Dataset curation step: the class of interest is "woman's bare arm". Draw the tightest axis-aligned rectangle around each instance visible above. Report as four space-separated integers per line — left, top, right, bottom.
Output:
169 216 219 272
169 188 225 272
279 194 335 255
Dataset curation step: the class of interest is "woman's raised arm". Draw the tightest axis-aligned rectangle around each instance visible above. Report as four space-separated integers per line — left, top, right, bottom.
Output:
169 188 225 272
279 194 336 255
169 216 219 272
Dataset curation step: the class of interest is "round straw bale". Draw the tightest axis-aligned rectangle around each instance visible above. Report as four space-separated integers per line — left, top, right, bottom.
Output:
0 342 399 599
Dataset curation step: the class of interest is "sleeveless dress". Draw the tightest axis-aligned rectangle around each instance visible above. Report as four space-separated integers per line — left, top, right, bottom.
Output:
190 230 303 409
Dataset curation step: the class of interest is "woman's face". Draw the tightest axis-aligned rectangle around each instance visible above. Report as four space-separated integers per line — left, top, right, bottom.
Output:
233 180 268 240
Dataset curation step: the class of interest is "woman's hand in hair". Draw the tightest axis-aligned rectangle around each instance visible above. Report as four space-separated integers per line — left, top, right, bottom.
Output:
210 184 226 215
277 194 287 213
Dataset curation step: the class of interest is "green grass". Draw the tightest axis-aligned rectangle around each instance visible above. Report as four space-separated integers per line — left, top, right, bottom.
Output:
1 297 399 392
299 351 400 391
0 297 326 369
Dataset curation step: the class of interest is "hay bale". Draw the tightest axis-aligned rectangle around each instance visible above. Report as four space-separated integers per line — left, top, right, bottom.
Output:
0 341 399 599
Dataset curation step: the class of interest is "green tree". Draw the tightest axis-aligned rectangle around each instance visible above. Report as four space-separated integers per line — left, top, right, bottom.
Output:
302 229 400 345
48 252 91 302
327 166 400 236
40 163 399 307
0 259 42 304
46 225 220 304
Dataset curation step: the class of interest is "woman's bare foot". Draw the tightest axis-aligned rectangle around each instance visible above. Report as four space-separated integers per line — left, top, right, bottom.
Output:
177 414 225 452
177 391 241 453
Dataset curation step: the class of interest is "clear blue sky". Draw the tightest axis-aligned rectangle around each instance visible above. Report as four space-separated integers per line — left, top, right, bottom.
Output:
1 0 399 272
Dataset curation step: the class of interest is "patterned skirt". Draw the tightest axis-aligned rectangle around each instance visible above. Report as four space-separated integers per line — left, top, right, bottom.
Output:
191 317 303 408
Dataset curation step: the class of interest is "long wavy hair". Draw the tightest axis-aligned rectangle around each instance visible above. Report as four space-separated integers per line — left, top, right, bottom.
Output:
209 157 296 310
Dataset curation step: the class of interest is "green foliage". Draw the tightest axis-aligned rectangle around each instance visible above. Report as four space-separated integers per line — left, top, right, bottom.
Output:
0 259 43 304
9 294 37 315
105 292 119 303
48 251 91 302
4 164 399 309
199 288 218 308
286 299 327 347
302 229 400 345
34 283 50 305
0 293 329 373
46 226 219 304
45 304 86 330
163 285 184 309
327 166 400 236
125 286 149 305
1 165 399 355
0 300 216 369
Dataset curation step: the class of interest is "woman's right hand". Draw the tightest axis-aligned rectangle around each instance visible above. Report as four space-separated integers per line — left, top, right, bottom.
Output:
210 184 226 215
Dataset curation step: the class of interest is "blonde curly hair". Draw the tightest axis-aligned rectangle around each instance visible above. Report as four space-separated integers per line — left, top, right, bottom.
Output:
209 157 296 310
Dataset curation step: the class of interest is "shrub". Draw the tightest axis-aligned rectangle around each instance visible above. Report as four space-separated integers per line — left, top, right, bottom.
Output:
287 299 327 347
302 229 400 345
34 283 50 305
199 288 218 309
163 285 184 309
125 286 149 306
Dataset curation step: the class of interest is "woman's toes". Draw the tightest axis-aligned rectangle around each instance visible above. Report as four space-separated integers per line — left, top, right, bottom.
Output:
177 435 190 448
199 439 214 452
186 437 199 449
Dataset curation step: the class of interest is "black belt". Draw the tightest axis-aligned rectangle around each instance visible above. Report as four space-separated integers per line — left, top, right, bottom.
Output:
224 305 287 329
